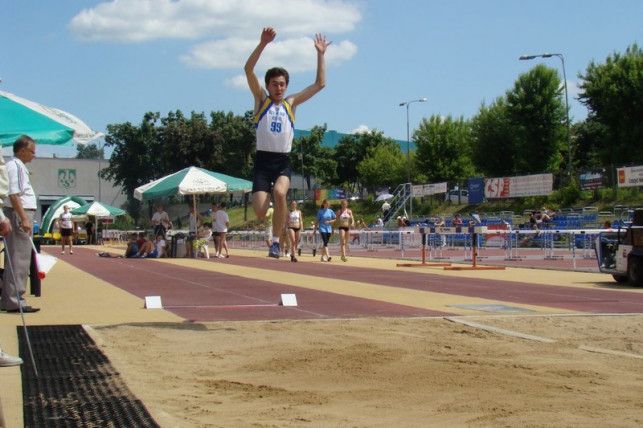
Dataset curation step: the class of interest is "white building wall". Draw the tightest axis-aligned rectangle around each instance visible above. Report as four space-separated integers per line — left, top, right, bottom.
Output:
13 157 127 222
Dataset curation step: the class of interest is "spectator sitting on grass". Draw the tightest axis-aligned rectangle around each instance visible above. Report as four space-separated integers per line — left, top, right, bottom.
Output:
125 235 139 258
136 234 167 258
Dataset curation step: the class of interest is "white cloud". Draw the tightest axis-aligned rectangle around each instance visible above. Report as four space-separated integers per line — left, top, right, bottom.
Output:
225 74 248 89
181 37 357 71
68 0 361 75
69 0 362 42
351 125 371 134
180 37 255 69
567 79 582 99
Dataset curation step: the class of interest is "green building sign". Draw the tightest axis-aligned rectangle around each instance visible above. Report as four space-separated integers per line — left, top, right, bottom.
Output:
58 169 77 188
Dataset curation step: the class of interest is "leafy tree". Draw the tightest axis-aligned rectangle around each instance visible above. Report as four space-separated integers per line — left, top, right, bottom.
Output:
357 144 406 192
470 98 516 177
331 129 398 193
572 118 609 171
291 124 337 188
155 109 255 178
506 64 566 175
156 110 218 172
75 142 104 159
578 43 643 166
215 110 256 178
414 114 475 183
100 112 161 222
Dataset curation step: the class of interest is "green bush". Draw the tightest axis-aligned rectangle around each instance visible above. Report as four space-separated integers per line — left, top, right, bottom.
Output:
549 179 581 207
113 214 136 230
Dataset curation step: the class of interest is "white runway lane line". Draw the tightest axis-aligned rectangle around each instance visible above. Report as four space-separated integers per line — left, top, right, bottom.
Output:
578 346 643 360
444 316 557 343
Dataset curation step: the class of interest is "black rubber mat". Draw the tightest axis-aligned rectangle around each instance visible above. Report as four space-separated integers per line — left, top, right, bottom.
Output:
17 325 159 427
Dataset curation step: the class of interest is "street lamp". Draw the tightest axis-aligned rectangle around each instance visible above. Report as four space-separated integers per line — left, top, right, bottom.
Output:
399 97 427 221
98 139 104 202
519 53 572 180
399 98 428 184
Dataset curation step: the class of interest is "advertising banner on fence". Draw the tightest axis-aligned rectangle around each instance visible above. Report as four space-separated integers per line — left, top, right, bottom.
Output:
468 178 485 204
580 170 605 190
315 188 346 206
484 173 553 198
617 165 643 188
419 182 447 197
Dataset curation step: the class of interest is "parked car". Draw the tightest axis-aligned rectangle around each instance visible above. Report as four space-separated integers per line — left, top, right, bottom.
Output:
595 209 643 285
445 189 469 204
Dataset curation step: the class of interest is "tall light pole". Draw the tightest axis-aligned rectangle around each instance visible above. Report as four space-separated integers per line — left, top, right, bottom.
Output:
399 98 428 184
399 97 427 221
519 53 572 180
98 139 103 202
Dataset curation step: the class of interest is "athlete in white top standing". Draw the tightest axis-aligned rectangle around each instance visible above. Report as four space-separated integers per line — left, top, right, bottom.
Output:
336 199 354 262
245 27 330 259
286 200 303 262
59 204 74 254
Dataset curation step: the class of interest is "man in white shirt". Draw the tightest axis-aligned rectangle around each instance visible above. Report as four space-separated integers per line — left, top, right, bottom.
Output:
0 137 24 365
381 201 391 221
213 202 230 258
151 204 171 238
1 135 40 313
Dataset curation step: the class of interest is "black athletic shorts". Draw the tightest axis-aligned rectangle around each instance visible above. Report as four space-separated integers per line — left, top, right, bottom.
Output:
253 151 292 193
320 232 331 247
61 228 73 237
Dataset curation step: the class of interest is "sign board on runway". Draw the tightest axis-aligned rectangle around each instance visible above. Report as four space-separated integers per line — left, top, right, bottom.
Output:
280 294 298 306
145 296 163 309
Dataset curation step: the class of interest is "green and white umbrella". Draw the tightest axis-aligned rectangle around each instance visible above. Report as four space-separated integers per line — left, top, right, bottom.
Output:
70 202 125 245
207 171 252 193
70 201 126 217
0 89 104 146
134 166 229 202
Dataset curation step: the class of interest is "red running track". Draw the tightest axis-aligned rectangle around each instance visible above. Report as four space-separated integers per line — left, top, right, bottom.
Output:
54 247 643 322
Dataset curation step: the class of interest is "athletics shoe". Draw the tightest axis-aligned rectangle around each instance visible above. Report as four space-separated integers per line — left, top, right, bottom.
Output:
291 254 298 262
0 349 23 367
269 242 281 259
341 256 347 262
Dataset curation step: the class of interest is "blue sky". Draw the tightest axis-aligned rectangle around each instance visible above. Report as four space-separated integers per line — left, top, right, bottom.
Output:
1 0 641 158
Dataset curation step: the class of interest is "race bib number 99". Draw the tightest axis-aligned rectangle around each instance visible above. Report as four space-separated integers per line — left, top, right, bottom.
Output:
270 121 282 133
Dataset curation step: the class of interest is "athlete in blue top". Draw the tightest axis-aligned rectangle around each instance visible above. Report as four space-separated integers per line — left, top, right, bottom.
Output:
314 199 336 262
245 27 331 259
